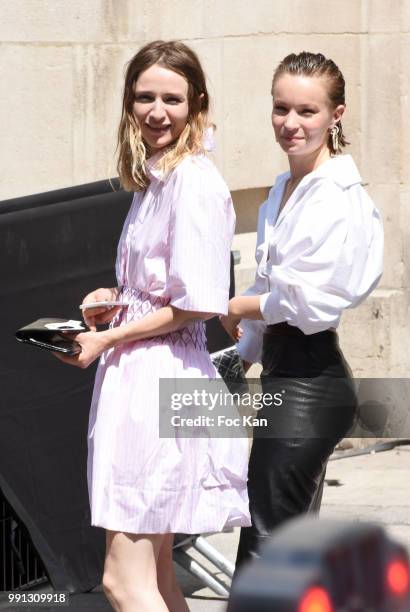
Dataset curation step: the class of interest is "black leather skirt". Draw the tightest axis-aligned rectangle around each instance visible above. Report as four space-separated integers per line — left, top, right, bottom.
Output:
235 322 357 569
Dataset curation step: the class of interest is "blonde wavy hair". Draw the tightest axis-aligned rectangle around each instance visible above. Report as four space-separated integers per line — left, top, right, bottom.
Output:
117 40 210 191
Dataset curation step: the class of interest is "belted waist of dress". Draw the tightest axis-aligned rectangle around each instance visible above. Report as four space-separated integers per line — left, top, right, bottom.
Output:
113 285 208 350
119 285 171 307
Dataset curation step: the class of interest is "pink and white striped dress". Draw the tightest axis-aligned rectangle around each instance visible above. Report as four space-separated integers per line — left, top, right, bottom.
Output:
87 153 250 534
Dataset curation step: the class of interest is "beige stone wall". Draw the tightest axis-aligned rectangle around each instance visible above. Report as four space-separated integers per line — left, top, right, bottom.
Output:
1 1 409 376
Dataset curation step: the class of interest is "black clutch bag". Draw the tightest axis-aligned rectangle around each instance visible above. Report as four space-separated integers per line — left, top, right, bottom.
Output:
15 318 86 355
211 345 248 393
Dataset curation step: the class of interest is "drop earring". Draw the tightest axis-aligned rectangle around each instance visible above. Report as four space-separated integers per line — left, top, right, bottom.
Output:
330 124 340 152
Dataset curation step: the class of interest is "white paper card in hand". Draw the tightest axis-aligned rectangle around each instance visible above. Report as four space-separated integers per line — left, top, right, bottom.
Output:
45 320 86 331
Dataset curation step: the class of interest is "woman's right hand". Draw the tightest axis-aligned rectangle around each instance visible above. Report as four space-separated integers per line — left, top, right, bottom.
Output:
81 287 121 331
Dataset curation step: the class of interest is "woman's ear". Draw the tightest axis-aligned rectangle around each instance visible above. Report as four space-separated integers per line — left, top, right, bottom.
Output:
332 104 345 126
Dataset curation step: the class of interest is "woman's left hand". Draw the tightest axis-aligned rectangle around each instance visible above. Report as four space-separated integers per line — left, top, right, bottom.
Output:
220 295 264 342
52 330 111 369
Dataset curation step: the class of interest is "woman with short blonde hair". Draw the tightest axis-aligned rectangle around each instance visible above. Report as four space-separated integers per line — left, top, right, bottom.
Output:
222 51 383 569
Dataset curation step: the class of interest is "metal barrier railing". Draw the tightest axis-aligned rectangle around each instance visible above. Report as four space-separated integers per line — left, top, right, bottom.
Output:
0 490 48 591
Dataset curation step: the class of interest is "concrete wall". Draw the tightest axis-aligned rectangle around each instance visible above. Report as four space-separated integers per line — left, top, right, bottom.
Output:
1 0 409 376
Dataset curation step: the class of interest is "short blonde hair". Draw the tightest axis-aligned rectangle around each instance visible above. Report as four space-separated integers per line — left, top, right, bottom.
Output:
272 51 349 155
117 40 210 191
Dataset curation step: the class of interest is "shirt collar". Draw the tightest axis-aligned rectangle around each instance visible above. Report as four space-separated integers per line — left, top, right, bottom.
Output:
306 154 362 188
144 127 215 182
145 151 166 182
273 154 362 192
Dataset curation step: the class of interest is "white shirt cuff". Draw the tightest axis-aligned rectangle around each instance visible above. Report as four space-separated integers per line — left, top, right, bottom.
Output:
259 291 284 325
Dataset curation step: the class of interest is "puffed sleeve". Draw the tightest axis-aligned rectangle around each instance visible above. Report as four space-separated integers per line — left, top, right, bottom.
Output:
236 200 269 364
259 183 384 334
167 157 235 315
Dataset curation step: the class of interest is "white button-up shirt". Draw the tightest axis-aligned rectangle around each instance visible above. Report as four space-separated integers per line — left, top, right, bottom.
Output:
237 155 384 364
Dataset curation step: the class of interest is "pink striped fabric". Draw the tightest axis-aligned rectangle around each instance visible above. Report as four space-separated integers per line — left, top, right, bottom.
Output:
87 154 250 533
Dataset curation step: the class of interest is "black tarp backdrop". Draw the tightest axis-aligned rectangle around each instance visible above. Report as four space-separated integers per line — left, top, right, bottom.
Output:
0 180 234 592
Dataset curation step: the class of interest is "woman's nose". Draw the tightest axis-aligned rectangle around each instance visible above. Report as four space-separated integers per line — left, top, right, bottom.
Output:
149 99 166 121
283 111 299 130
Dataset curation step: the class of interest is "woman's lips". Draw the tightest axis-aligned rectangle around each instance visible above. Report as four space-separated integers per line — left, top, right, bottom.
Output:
146 125 171 135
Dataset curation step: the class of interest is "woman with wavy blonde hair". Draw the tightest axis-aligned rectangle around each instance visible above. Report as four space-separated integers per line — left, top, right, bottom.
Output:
53 40 250 612
117 40 211 191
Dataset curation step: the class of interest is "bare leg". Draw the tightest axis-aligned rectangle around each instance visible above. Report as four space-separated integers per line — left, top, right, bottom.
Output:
157 534 190 612
103 530 169 612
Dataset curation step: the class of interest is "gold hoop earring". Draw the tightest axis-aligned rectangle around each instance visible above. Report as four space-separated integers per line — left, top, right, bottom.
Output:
330 124 340 151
